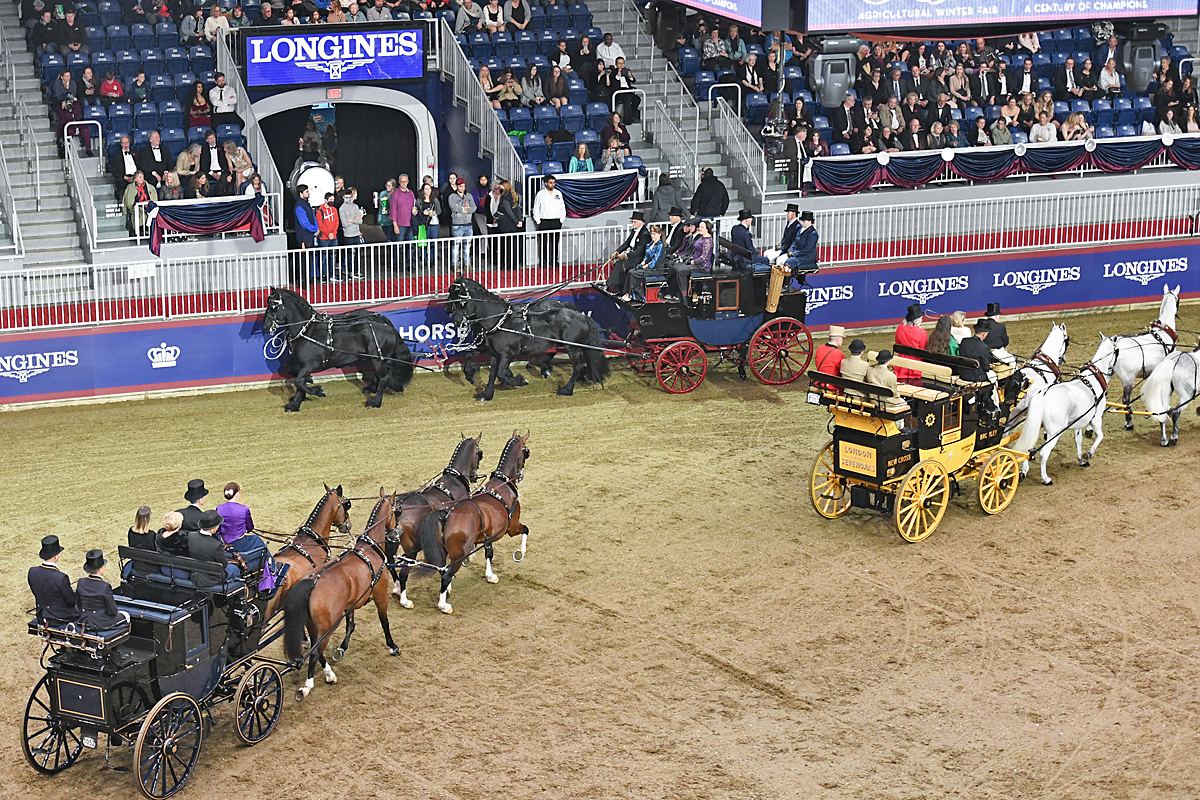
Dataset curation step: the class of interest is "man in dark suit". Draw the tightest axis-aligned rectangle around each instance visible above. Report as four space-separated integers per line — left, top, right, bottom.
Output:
187 509 237 581
29 536 79 625
1015 57 1039 96
77 550 129 632
730 209 769 270
886 66 912 103
664 207 686 253
928 93 954 129
900 117 925 151
1095 36 1121 73
177 479 208 531
780 126 805 190
973 301 1014 365
198 129 229 179
975 58 1010 106
605 210 651 293
110 134 140 200
957 328 995 383
1054 56 1085 101
136 130 173 190
829 94 857 146
768 203 800 263
909 64 933 109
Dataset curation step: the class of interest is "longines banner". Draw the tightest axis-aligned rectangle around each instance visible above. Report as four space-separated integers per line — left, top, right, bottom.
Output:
242 24 425 88
1 241 1197 405
806 0 1198 32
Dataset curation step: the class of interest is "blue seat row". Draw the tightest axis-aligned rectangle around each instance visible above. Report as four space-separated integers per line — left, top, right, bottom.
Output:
465 26 603 60
40 46 211 84
522 154 642 177
103 123 243 157
500 101 611 134
84 22 178 53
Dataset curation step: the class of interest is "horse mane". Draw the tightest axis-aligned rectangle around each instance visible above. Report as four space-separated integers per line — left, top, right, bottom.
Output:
495 436 521 474
300 490 332 532
364 495 389 535
275 287 316 317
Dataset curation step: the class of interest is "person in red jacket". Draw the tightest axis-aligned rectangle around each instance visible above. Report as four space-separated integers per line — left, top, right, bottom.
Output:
894 304 928 385
813 325 846 377
316 192 340 281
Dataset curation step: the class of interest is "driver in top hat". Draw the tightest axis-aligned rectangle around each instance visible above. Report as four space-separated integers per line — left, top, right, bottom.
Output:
187 509 239 581
730 210 771 270
974 303 1014 366
177 479 208 532
784 210 819 280
764 203 801 264
605 210 651 296
29 535 79 626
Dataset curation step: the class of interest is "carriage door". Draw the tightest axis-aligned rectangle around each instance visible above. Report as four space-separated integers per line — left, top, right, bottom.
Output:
941 397 963 445
715 279 740 319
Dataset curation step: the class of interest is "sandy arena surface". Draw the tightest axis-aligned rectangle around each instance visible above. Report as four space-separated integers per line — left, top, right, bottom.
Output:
2 306 1200 800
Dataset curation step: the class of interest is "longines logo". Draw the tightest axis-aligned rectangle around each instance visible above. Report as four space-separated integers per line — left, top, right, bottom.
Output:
993 266 1080 295
148 342 180 369
878 275 969 305
805 284 854 314
1102 257 1188 286
249 31 422 80
0 349 78 383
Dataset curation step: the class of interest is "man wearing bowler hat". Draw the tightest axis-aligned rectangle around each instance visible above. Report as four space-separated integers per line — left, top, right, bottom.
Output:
765 203 801 265
840 338 870 388
730 209 770 270
187 509 238 581
177 479 208 532
784 210 819 279
605 209 651 295
866 349 901 402
77 550 129 632
29 535 79 626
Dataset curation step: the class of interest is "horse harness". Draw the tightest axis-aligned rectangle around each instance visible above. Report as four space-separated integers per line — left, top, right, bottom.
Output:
281 526 330 568
441 470 522 558
290 312 386 361
1028 352 1062 380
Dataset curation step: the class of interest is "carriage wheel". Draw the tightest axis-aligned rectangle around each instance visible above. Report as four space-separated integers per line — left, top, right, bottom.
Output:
893 460 950 543
625 339 654 374
810 441 850 519
134 693 204 800
234 663 283 746
748 317 813 385
656 341 707 394
22 675 83 775
977 450 1020 515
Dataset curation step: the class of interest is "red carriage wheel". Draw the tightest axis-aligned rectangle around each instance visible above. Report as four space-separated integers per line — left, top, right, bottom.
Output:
748 317 813 385
625 339 654 374
656 340 708 394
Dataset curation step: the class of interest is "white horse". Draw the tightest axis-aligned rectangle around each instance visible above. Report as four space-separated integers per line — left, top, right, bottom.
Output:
1006 323 1071 427
1014 336 1119 485
1111 284 1180 430
1144 348 1200 446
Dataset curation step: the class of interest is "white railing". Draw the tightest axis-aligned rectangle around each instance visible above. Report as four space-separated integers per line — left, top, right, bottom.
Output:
62 139 97 251
215 33 285 211
0 18 17 114
712 97 764 200
4 182 1200 332
648 99 697 194
438 18 524 192
17 98 41 211
0 139 23 258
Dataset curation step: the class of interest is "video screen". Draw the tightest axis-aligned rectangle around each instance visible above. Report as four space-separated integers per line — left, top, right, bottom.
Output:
806 0 1199 33
677 0 763 28
243 24 425 89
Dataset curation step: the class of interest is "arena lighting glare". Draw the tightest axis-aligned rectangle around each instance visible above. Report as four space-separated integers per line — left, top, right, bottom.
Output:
242 24 426 88
805 0 1199 32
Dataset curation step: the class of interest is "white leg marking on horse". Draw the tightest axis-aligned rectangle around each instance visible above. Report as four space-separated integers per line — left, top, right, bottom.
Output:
399 588 413 609
324 663 338 684
485 558 499 583
520 532 528 556
438 590 453 614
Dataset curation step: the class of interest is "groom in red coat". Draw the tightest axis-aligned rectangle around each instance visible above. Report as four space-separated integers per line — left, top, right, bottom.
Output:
894 303 927 385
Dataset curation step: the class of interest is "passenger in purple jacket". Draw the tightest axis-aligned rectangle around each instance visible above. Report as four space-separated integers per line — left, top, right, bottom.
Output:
389 173 417 242
216 483 267 555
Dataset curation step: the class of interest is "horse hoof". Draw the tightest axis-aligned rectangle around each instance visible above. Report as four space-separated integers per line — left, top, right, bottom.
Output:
541 368 552 378
285 406 300 413
311 387 326 398
1124 422 1134 431
439 604 453 614
325 674 338 685
295 688 309 702
1079 461 1090 468
399 598 414 609
1169 439 1178 447
487 574 500 584
1042 479 1053 486
389 646 400 656
556 387 574 397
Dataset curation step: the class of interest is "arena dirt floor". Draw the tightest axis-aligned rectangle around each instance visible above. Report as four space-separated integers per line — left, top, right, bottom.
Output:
3 305 1200 800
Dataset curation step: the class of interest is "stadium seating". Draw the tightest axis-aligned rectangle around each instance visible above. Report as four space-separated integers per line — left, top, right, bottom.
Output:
542 160 564 175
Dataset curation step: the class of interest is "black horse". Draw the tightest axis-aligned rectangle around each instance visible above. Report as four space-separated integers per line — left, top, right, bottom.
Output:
263 287 414 412
446 276 610 401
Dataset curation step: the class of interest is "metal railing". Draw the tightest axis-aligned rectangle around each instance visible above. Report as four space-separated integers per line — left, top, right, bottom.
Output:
438 18 524 192
62 138 97 251
712 97 764 200
215 33 285 215
648 99 697 194
17 97 41 211
0 18 18 114
0 139 23 258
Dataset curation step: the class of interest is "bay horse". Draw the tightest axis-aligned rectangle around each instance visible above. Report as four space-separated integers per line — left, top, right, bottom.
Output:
1110 284 1179 430
386 434 483 610
418 432 530 614
263 287 414 412
1144 346 1200 446
445 276 610 401
283 488 400 701
263 485 352 621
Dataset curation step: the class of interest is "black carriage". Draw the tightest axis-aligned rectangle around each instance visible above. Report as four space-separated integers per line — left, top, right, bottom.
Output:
603 259 815 394
23 548 287 799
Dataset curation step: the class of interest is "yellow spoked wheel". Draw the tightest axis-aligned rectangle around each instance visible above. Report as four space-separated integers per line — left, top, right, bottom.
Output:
810 441 850 519
894 460 950 543
977 450 1020 515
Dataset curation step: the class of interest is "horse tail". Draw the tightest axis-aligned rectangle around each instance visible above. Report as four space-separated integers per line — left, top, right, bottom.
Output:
282 578 316 663
388 336 415 392
583 316 611 385
418 510 446 568
1013 385 1047 455
1144 352 1179 422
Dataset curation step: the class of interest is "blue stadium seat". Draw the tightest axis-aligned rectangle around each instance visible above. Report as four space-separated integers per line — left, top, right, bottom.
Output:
585 101 608 129
951 108 962 120
547 5 568 30
507 107 533 133
156 22 178 49
1114 97 1134 126
86 25 107 53
1052 52 1067 67
569 3 591 28
1037 77 1051 94
161 127 185 154
133 101 158 129
1011 130 1028 144
105 129 123 157
165 46 189 74
694 70 715 101
412 10 433 20
533 105 559 133
562 28 580 47
216 123 242 145
97 0 120 27
131 22 155 51
528 6 546 30
492 31 514 59
523 132 546 161
812 115 829 130
783 65 805 92
1070 99 1092 123
1052 28 1073 41
116 50 140 81
1052 101 1069 123
454 33 468 53
622 155 643 172
549 140 573 163
187 126 208 144
1096 125 1115 138
797 89 813 104
1116 124 1137 137
150 74 173 102
560 103 584 132
84 104 107 136
677 47 699 76
76 2 99 28
436 8 455 28
1093 98 1113 127
1133 96 1154 125
175 72 196 101
985 103 1001 121
507 56 527 82
66 52 90 82
964 106 983 122
1072 27 1090 41
524 163 541 180
41 54 65 85
516 30 538 57
159 99 183 129
830 143 850 156
107 24 131 52
495 108 508 127
108 103 134 133
392 10 410 19
746 43 764 58
189 46 213 74
483 57 503 73
529 54 549 70
745 92 769 123
132 128 151 150
574 128 600 149
542 160 564 175
538 30 556 52
470 32 492 59
567 76 587 106
1032 52 1050 69
584 27 602 42
140 48 164 75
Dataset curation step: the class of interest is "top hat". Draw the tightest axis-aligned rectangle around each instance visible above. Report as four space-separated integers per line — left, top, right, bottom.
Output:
876 349 894 364
849 338 866 354
669 206 685 217
84 549 106 573
799 210 815 222
905 303 923 322
39 535 64 561
184 479 208 503
785 203 800 214
198 509 224 531
828 325 845 339
986 302 1001 316
685 217 699 227
737 208 754 221
630 210 645 221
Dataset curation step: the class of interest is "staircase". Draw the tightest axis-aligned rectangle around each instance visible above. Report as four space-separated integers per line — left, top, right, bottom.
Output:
588 3 742 212
1 12 88 268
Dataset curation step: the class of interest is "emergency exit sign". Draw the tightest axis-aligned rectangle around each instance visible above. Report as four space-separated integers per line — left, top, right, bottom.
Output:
327 87 342 100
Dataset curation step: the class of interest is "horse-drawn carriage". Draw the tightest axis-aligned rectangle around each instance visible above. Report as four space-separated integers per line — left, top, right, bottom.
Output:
23 548 288 798
602 260 816 394
807 345 1029 542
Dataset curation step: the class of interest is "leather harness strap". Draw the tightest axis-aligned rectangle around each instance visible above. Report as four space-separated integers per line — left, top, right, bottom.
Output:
1031 352 1062 379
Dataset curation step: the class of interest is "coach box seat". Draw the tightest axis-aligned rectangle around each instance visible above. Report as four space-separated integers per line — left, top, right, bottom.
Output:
27 616 131 652
118 546 246 595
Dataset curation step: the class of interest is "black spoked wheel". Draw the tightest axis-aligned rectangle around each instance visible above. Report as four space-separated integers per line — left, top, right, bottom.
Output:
234 664 283 746
134 693 204 800
22 675 83 775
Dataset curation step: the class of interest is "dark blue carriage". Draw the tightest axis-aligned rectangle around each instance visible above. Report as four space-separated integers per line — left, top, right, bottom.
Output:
23 548 286 799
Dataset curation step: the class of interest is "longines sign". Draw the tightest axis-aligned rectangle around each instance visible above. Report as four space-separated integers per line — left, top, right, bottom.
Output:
242 24 425 88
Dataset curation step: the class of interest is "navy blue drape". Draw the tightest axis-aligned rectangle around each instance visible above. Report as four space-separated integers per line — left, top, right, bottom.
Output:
1167 137 1200 169
950 148 1020 181
1020 143 1088 173
148 195 266 256
1090 138 1164 171
553 169 642 218
812 158 880 194
885 153 946 188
